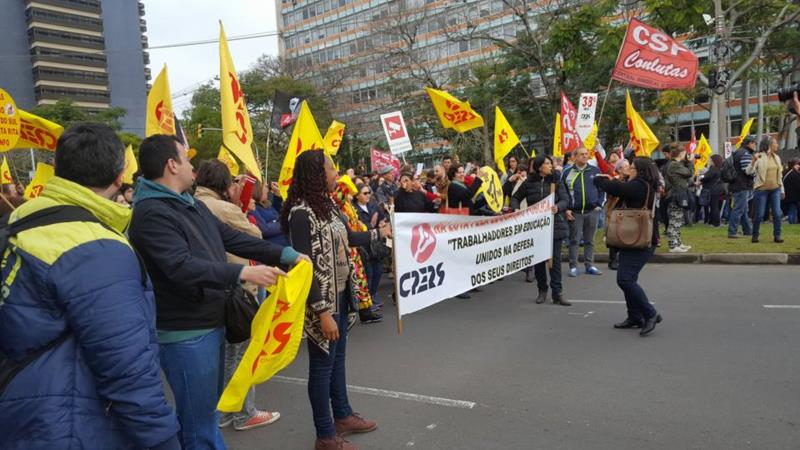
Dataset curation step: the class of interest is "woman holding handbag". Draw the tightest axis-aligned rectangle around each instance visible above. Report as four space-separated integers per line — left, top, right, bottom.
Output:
594 158 663 336
281 151 391 450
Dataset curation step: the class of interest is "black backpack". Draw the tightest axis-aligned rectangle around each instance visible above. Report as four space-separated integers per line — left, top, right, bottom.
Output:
0 206 144 394
721 154 739 183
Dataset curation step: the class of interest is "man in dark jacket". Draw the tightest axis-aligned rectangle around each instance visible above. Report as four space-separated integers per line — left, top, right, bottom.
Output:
727 136 757 238
563 147 604 277
129 134 305 450
783 160 800 224
0 124 180 450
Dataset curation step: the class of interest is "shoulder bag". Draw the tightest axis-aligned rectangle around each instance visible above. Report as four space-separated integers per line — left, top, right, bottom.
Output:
605 183 654 250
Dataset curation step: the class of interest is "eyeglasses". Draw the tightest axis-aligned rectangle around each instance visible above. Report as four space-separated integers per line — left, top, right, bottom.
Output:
361 191 371 195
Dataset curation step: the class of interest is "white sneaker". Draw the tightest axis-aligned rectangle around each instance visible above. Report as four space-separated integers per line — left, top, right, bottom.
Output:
669 246 688 253
679 244 692 251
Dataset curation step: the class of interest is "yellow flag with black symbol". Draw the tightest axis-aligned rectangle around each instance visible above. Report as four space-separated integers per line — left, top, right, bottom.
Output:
494 107 520 174
425 87 484 133
1 157 13 184
15 109 63 151
694 134 712 175
625 91 659 157
219 21 261 181
552 113 562 157
122 145 138 184
323 121 345 156
477 166 504 213
218 146 240 176
145 65 176 137
736 118 754 149
24 162 54 200
218 260 313 413
278 101 325 198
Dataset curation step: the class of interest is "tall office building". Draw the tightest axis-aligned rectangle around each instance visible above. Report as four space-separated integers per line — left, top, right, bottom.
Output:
0 0 151 134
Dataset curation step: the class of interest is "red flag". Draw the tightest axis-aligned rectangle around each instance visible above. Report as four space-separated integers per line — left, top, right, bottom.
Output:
612 18 699 90
685 132 697 154
370 147 401 176
560 92 582 153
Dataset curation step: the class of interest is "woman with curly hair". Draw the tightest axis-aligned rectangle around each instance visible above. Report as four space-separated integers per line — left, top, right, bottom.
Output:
280 150 391 450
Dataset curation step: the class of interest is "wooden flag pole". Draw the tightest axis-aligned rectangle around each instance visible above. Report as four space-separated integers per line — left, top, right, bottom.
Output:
547 182 556 269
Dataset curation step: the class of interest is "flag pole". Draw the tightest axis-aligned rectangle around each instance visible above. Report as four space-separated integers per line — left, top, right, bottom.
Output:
597 20 629 129
390 209 403 335
263 103 275 181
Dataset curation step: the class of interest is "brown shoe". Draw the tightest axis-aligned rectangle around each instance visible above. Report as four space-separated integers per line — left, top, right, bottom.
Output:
315 436 357 450
335 413 378 436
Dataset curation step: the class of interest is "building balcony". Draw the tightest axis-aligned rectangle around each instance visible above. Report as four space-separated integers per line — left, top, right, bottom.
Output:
141 35 148 48
138 2 145 16
25 7 104 32
143 51 150 65
35 85 111 104
33 66 108 86
28 27 105 50
28 0 102 14
32 49 107 68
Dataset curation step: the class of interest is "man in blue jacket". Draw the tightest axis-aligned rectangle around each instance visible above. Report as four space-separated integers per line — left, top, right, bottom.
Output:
563 147 604 277
129 134 305 450
0 124 180 449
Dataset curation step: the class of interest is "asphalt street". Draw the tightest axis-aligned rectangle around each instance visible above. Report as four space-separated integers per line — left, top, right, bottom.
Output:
216 264 800 450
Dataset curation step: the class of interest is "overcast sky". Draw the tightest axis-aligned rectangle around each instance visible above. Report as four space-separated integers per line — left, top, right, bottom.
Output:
143 0 280 114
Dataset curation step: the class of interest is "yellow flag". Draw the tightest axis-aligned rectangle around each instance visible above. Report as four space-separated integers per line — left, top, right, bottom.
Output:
122 145 138 184
145 65 176 137
218 260 313 412
477 166 504 213
552 113 562 157
625 91 659 157
323 121 346 156
493 107 520 173
278 101 325 198
694 133 712 174
1 157 13 184
424 87 484 133
736 118 755 149
24 162 54 200
219 21 261 181
218 146 240 176
14 109 63 151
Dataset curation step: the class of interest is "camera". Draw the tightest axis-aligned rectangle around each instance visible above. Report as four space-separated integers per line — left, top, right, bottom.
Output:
777 83 800 113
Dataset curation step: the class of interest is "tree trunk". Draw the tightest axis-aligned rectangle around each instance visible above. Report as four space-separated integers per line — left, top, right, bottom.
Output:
742 79 750 123
757 76 765 138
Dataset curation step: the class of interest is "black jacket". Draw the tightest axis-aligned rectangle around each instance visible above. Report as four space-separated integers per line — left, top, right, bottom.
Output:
510 174 569 241
701 166 725 196
594 176 658 245
784 170 800 203
447 179 482 212
130 197 285 331
729 148 755 192
394 189 435 213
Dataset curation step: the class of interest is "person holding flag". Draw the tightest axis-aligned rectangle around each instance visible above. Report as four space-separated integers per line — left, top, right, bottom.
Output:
280 150 391 450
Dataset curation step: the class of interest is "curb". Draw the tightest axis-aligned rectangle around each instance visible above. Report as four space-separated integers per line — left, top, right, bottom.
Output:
580 253 797 265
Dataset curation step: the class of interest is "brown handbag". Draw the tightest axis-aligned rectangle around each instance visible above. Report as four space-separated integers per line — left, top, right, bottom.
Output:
605 184 654 249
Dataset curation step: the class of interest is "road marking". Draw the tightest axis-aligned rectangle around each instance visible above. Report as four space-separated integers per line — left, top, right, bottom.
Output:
272 375 476 409
763 305 800 309
569 300 625 304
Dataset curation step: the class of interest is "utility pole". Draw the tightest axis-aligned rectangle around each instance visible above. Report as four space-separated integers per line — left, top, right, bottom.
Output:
708 0 729 155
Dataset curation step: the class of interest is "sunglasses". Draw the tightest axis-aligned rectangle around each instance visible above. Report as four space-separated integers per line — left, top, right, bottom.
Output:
361 191 371 195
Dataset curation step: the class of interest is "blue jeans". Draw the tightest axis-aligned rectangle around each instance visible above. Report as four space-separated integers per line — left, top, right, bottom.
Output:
534 239 563 294
617 247 657 322
727 190 753 236
307 293 354 438
752 188 783 239
787 202 799 224
364 259 383 308
160 327 227 450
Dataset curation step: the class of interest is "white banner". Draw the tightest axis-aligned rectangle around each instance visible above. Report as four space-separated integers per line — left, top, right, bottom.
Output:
380 111 413 155
576 93 598 142
393 196 555 317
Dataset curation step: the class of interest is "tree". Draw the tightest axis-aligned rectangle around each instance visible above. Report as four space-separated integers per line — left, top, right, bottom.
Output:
30 99 126 131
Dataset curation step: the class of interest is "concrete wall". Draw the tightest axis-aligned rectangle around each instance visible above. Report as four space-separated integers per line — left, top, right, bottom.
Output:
0 1 36 109
102 0 148 136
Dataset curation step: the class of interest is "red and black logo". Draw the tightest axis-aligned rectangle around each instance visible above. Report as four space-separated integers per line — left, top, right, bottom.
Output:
410 223 436 263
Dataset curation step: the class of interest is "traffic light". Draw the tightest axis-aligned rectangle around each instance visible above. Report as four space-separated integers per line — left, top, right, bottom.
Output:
708 68 717 89
195 124 204 139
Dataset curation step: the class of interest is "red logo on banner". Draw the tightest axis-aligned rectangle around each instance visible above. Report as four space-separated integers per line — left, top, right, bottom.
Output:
410 223 436 263
383 115 406 140
560 92 582 153
612 18 699 90
370 147 401 175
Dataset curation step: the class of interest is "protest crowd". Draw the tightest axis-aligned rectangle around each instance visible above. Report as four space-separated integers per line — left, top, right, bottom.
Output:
2 16 800 450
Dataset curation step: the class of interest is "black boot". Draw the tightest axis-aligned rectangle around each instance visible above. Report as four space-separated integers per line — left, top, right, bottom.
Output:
552 293 571 306
614 318 643 329
535 289 547 304
359 309 383 324
640 314 661 336
525 269 534 283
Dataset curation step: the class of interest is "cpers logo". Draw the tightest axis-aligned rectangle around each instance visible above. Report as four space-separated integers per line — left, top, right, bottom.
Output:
410 223 436 263
400 223 444 298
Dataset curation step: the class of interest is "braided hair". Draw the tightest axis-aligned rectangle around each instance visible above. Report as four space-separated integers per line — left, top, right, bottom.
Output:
280 150 334 231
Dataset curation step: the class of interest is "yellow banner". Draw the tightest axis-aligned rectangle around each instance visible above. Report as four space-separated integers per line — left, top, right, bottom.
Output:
736 118 754 149
122 145 138 184
1 157 13 184
323 120 345 156
625 91 659 157
552 113 562 157
477 166 504 213
277 101 325 199
694 133 712 174
218 146 240 176
145 65 176 137
0 89 21 152
15 109 63 151
24 162 54 200
493 107 520 174
425 87 484 133
218 260 313 412
219 21 261 181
